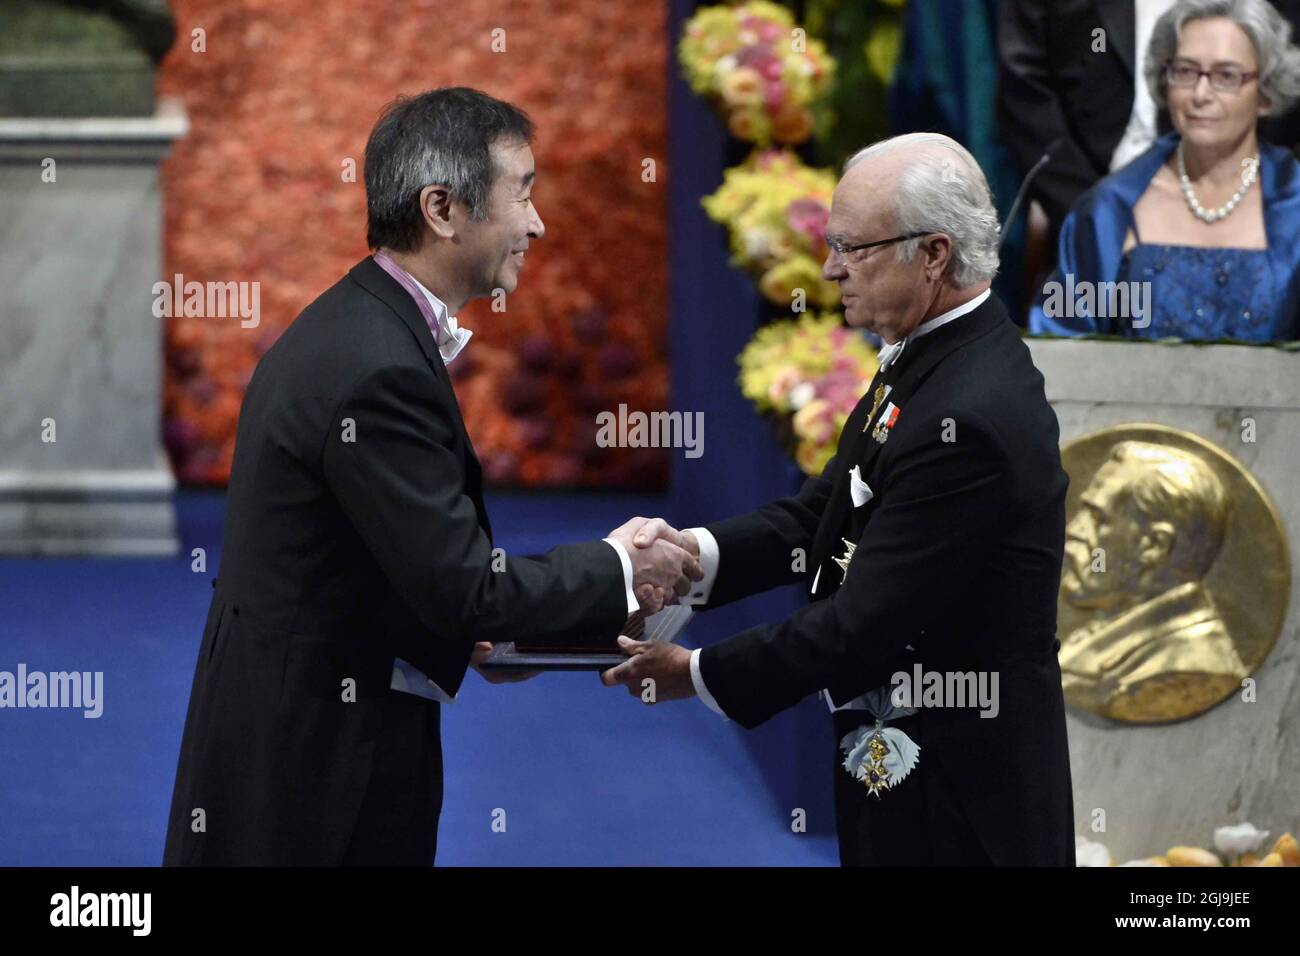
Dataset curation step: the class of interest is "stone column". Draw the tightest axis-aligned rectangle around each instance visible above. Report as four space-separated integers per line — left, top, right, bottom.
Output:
1028 338 1300 861
0 99 188 555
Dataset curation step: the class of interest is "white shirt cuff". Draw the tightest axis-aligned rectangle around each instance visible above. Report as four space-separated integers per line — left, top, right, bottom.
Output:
602 538 640 615
682 527 719 605
690 647 728 719
390 657 455 702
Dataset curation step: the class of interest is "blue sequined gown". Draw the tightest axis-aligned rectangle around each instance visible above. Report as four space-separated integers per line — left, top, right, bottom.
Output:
1028 133 1300 342
1114 220 1283 341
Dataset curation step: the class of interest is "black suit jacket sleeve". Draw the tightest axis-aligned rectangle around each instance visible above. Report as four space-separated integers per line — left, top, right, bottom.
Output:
699 413 1011 729
322 363 629 654
699 462 835 608
997 0 1109 224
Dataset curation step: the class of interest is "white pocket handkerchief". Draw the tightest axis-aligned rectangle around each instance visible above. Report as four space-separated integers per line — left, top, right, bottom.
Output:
849 465 874 508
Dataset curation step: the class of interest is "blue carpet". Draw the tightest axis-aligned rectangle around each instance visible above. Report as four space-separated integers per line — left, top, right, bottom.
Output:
0 491 836 866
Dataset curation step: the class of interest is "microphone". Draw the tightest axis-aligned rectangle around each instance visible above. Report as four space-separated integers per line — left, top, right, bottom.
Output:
999 137 1062 248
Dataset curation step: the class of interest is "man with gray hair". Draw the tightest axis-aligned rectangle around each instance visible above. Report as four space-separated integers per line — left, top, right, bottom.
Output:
163 88 701 866
604 133 1075 866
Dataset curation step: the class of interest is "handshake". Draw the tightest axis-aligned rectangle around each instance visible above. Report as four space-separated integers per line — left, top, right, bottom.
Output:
474 516 704 696
607 516 703 615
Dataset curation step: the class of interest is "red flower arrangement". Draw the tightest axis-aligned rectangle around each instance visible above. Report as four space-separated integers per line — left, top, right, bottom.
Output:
158 0 669 488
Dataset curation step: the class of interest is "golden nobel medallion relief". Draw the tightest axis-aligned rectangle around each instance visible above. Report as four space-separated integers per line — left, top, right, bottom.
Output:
1057 425 1290 724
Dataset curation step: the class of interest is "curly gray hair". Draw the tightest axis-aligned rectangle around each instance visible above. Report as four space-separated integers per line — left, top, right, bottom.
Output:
1146 0 1300 116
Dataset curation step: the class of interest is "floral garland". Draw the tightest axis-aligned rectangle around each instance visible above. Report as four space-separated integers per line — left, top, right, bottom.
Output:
682 3 882 477
738 314 878 474
679 1 836 147
702 148 840 310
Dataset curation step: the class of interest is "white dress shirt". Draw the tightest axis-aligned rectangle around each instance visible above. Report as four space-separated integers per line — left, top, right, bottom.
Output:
685 289 991 719
1109 0 1178 171
388 271 638 703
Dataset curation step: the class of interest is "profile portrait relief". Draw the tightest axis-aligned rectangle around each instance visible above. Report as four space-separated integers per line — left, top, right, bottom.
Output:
1057 439 1250 722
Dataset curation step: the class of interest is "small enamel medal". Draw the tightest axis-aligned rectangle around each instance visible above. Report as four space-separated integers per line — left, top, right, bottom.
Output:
871 402 900 443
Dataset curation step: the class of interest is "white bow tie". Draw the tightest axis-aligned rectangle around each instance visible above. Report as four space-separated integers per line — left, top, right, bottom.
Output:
435 315 473 364
877 337 907 372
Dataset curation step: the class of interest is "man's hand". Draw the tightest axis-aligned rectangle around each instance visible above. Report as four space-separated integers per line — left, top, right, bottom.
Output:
470 642 539 684
599 635 696 703
608 517 703 614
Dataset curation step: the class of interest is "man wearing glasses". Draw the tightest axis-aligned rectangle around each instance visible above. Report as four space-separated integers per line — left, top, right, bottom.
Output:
603 133 1076 867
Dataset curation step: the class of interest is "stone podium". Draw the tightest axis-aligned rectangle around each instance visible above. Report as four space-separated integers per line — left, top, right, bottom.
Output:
0 101 188 554
0 0 185 555
1027 338 1300 862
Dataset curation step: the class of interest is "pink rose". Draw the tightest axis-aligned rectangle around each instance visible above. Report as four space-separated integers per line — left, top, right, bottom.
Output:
787 197 829 246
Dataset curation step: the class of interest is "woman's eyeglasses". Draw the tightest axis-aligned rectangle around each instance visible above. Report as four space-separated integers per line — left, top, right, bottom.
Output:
1164 59 1259 93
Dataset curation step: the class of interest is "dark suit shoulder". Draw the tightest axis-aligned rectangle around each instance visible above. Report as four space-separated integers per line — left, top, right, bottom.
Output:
251 271 436 408
898 318 1062 507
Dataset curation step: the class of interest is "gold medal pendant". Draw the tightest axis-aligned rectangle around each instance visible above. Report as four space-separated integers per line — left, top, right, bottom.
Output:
839 719 922 796
862 383 886 432
861 734 892 796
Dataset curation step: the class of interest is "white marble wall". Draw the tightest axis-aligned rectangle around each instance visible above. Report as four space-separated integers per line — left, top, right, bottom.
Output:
1028 338 1300 862
0 101 187 555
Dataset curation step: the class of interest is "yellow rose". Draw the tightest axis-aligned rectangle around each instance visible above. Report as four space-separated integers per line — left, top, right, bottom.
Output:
758 257 824 308
720 66 764 107
727 108 766 142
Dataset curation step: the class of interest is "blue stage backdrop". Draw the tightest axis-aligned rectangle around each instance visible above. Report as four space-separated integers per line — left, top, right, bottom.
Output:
666 0 836 839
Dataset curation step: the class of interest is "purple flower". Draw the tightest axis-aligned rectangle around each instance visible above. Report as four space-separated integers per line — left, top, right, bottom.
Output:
574 382 611 413
570 308 610 342
501 372 547 415
518 334 556 372
164 418 200 460
598 342 640 379
482 451 518 485
518 416 555 449
448 351 478 380
187 378 217 407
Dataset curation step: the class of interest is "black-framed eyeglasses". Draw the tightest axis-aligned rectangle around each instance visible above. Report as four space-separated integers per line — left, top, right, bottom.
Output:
1164 59 1259 93
826 232 930 260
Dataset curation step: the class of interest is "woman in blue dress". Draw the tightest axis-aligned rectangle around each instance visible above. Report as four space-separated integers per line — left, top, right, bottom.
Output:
1029 0 1300 342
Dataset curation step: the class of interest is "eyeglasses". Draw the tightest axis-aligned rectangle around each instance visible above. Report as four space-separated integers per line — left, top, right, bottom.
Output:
1164 59 1259 93
825 232 930 261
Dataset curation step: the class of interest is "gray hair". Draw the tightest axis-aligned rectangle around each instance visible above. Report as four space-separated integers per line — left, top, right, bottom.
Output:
1145 0 1300 116
364 87 534 252
844 133 1000 287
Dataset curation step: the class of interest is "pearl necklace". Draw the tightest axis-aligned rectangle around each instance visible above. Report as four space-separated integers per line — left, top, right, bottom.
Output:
1177 142 1260 223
